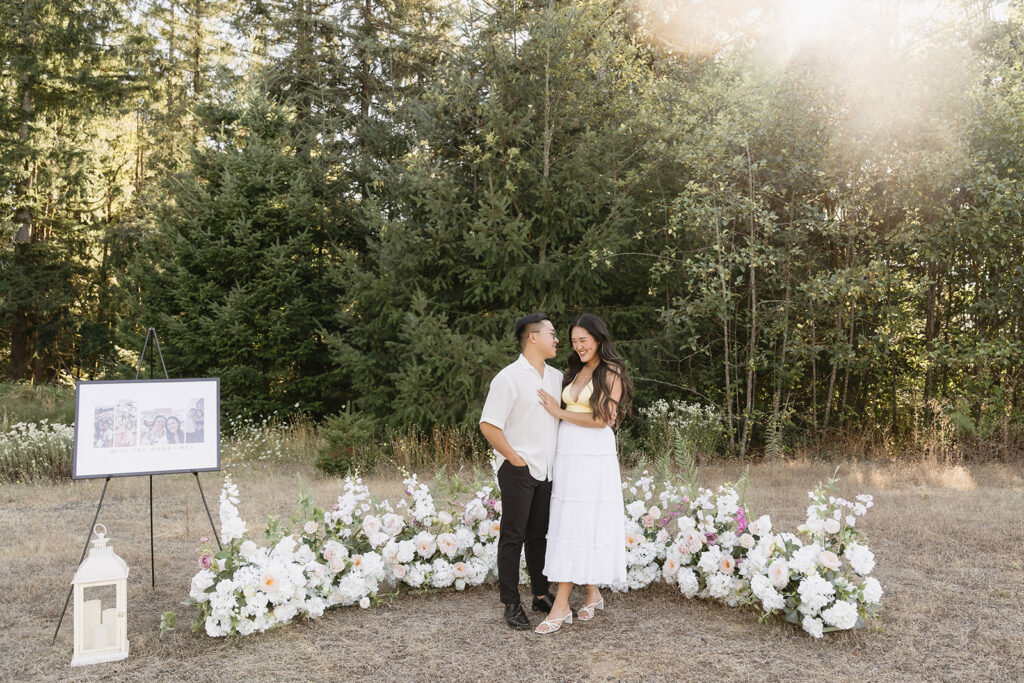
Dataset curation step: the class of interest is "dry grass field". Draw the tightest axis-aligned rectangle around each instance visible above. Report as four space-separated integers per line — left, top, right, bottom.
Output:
2 459 1023 682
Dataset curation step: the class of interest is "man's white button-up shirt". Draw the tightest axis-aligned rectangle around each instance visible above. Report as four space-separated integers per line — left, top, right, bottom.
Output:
479 354 563 481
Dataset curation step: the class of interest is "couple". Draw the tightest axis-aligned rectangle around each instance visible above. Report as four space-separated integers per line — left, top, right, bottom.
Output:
479 312 633 634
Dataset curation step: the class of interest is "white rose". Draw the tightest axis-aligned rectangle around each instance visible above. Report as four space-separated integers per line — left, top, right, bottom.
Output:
818 550 841 571
438 511 453 525
739 533 756 550
823 518 841 535
648 506 661 519
362 515 382 537
382 513 405 537
626 500 647 519
359 596 371 609
748 515 772 537
239 540 258 559
768 559 790 589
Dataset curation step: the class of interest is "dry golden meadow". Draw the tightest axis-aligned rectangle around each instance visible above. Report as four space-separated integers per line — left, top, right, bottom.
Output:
2 459 1023 682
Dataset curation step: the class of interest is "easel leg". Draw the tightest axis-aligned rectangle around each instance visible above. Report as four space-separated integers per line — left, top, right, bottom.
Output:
53 476 111 644
194 472 222 550
150 474 155 588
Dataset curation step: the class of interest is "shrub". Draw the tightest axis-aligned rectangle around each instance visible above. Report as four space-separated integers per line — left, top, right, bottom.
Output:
315 410 379 476
0 421 74 482
639 399 725 463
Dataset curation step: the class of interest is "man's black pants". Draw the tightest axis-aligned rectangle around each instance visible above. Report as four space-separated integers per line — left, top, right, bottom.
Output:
496 460 551 605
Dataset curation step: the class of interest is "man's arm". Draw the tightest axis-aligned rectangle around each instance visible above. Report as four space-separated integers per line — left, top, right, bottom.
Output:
479 421 528 467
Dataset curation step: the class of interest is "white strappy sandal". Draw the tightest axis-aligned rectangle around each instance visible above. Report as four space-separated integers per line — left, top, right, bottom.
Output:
535 609 573 634
577 598 604 621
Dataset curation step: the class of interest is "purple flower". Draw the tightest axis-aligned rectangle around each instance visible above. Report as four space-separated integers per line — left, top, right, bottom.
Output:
199 553 213 570
705 533 717 544
736 507 748 532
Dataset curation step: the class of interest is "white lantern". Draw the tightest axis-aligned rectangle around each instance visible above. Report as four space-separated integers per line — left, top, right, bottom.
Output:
71 524 130 666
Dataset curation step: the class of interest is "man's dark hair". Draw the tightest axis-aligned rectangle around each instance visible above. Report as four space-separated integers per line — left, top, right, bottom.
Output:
514 312 550 350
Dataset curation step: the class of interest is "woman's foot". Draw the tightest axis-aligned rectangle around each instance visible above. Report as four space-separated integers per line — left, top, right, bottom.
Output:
578 590 604 621
535 605 573 634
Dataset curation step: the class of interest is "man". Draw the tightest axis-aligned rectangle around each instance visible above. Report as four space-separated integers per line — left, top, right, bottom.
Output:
480 312 562 630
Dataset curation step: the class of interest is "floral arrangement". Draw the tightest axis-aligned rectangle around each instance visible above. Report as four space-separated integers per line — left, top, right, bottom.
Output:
189 471 881 639
189 473 504 636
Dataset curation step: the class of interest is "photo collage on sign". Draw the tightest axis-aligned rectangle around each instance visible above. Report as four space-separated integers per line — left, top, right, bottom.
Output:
95 397 205 449
93 401 139 449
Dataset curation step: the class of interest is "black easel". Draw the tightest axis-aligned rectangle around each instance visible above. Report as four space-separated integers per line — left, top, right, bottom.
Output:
53 328 221 644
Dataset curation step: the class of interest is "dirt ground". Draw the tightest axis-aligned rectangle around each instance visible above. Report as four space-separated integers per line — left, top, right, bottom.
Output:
2 460 1022 682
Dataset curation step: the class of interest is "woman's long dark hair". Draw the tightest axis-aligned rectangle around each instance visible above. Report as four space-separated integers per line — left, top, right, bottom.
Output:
562 314 633 426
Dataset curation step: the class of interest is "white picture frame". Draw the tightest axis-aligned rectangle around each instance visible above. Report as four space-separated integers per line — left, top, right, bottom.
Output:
73 378 220 479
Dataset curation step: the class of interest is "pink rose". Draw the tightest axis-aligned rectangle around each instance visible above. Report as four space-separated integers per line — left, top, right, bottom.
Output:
199 553 213 570
304 521 319 535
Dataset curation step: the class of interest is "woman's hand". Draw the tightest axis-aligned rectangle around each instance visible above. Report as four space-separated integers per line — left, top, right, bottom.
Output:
537 388 561 417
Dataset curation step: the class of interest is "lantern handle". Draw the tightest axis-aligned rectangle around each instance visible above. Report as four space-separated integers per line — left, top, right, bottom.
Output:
94 524 107 538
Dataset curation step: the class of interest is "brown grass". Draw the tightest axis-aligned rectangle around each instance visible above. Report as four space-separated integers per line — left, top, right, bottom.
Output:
2 460 1023 682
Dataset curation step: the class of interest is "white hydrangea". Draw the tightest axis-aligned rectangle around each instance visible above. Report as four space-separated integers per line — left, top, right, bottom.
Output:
821 600 859 630
751 574 785 612
802 614 824 638
861 576 883 604
797 574 835 615
844 543 875 575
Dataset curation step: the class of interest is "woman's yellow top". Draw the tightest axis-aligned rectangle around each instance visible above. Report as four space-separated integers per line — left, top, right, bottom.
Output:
561 380 593 413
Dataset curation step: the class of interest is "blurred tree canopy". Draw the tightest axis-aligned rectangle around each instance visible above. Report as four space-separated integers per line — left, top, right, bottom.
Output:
1 0 1021 454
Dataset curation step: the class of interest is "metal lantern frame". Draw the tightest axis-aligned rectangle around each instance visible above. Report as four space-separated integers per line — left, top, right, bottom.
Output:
71 524 130 667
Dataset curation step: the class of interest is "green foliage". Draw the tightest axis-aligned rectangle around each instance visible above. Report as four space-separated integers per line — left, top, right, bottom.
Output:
0 382 75 428
315 410 379 476
2 0 1023 457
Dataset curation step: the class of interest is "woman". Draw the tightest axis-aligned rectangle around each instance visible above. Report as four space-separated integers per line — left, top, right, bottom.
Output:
165 415 184 444
534 313 633 634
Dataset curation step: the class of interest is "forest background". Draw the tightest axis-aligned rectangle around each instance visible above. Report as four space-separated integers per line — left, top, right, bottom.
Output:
2 0 1022 459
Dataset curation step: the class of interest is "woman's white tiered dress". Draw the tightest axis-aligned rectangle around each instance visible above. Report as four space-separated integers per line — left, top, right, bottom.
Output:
543 380 627 586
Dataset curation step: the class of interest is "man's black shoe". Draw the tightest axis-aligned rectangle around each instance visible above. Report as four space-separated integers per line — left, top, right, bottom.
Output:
504 602 531 630
531 593 556 613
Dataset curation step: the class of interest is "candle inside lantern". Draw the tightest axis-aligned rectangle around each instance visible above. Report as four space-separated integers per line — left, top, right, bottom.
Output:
83 600 102 649
102 608 117 648
90 623 109 650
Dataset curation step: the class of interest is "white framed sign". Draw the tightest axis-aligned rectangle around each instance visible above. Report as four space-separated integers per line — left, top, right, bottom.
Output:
73 378 220 479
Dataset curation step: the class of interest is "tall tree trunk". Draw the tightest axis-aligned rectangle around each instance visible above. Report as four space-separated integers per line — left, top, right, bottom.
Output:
714 207 735 451
769 282 791 455
810 302 818 431
11 0 38 380
839 313 855 426
739 141 757 458
191 0 203 100
923 261 939 422
360 0 372 120
822 310 843 431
